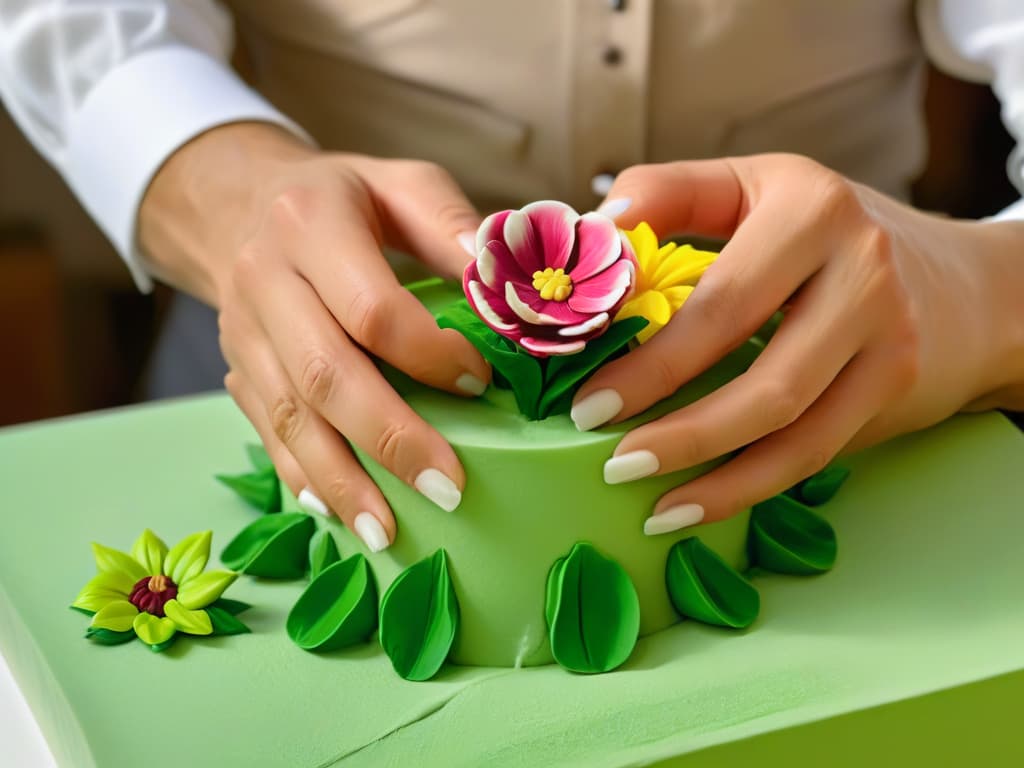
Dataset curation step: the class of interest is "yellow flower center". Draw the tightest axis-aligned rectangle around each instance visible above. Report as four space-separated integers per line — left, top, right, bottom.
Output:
148 574 171 593
532 267 573 301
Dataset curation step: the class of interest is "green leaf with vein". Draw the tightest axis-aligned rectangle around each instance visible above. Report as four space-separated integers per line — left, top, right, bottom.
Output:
545 542 639 674
749 494 837 574
84 627 135 646
206 605 252 636
666 537 759 628
216 465 281 514
209 597 252 616
308 528 341 579
786 465 851 507
379 549 459 681
220 513 315 579
288 555 378 652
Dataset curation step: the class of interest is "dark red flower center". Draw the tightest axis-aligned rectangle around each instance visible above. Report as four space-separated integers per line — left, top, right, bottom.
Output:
129 574 178 617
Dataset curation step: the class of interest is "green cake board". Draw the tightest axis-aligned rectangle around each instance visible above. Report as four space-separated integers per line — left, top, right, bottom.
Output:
1 396 1022 767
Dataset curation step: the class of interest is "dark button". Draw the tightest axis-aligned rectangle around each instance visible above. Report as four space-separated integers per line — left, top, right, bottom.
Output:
602 46 623 66
608 0 627 10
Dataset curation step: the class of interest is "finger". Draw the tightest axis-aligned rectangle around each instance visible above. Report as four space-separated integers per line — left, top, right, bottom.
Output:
597 158 747 239
223 370 308 495
572 194 829 431
268 199 490 397
601 253 872 482
234 329 398 553
343 155 482 278
249 267 467 513
641 348 905 535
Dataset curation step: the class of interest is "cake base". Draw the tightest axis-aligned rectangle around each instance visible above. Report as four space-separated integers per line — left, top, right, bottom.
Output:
2 398 1023 766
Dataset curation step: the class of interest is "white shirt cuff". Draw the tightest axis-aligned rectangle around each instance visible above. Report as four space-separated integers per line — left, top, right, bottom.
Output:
63 45 311 292
989 198 1024 222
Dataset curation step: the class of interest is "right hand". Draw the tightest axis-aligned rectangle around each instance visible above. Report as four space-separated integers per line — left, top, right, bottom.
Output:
139 123 491 552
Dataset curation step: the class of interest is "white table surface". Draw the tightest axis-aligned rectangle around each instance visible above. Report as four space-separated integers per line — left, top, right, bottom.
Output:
0 648 57 767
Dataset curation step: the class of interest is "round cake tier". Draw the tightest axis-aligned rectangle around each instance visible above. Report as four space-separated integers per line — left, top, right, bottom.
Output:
327 280 758 667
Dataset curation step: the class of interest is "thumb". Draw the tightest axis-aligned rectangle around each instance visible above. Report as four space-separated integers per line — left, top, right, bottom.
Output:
596 159 747 240
347 156 481 279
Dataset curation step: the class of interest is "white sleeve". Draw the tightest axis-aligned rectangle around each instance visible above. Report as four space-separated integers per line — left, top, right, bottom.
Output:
919 0 1024 221
0 0 311 291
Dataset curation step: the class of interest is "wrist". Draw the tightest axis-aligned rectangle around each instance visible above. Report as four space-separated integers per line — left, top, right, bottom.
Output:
138 121 316 305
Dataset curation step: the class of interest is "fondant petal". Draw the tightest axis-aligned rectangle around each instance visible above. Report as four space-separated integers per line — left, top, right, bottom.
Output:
521 200 578 270
502 209 545 275
90 599 139 633
177 570 239 610
466 279 519 334
520 336 587 356
91 542 148 584
652 244 716 289
72 571 131 614
163 530 212 587
132 612 176 646
480 239 530 287
164 599 214 636
557 312 610 338
130 529 168 577
567 260 634 314
569 212 621 281
475 209 511 255
505 282 589 326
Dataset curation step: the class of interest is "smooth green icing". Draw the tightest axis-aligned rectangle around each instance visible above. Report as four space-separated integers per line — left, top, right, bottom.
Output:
220 513 315 579
287 555 378 652
665 537 760 629
545 542 640 674
331 280 757 666
307 528 341 579
378 549 459 681
749 495 838 575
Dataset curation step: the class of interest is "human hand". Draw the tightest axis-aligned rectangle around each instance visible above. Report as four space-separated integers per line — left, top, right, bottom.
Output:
572 154 1024 534
140 123 491 551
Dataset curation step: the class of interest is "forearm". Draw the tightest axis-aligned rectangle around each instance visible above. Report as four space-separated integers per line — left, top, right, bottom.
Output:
138 122 315 305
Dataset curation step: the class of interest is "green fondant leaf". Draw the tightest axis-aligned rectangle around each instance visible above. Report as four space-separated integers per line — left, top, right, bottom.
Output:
91 542 147 584
379 549 459 681
206 606 251 636
545 542 640 674
210 597 252 616
70 606 97 617
130 529 168 577
133 612 176 647
749 494 838 575
287 555 378 652
164 600 213 636
787 465 852 507
665 537 759 629
90 599 139 633
176 569 238 610
72 571 134 613
84 627 135 646
308 528 341 580
164 530 212 586
245 442 273 472
538 317 649 418
220 513 315 579
436 300 544 419
149 636 178 654
216 466 282 514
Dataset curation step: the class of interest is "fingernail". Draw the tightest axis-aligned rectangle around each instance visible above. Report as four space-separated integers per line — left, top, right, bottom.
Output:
596 197 632 219
455 372 488 396
415 468 462 512
457 231 477 257
643 504 705 535
298 487 330 517
354 512 390 553
571 388 623 431
604 450 660 484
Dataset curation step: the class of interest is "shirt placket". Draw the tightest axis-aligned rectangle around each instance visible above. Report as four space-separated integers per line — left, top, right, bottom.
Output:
565 0 653 207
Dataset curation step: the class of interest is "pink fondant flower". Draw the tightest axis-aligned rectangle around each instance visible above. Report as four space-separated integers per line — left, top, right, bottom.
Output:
463 201 637 357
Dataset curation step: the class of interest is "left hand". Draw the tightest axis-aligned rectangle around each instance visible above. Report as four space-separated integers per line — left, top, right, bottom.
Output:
571 154 1024 535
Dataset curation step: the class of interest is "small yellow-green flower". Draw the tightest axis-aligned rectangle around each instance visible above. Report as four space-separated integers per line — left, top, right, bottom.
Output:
614 222 718 343
72 530 239 651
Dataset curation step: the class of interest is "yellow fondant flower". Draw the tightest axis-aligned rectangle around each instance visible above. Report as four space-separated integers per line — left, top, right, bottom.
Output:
614 222 718 343
72 530 239 651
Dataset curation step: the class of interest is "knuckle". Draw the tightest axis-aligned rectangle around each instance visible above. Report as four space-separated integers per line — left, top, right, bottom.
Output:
269 394 304 446
812 171 856 220
650 353 683 400
232 243 265 292
299 353 337 407
402 159 448 185
347 288 391 349
375 420 411 469
687 280 743 344
760 379 802 432
268 184 319 227
324 474 354 507
797 449 832 481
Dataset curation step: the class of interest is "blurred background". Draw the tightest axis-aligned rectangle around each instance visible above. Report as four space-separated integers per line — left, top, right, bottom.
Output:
0 64 1017 428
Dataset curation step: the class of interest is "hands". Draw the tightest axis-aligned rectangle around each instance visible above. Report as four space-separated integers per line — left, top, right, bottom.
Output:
140 123 491 552
573 154 1024 534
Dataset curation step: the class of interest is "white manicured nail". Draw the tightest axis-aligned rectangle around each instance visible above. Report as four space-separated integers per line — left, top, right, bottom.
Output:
354 512 390 553
298 487 330 517
571 388 623 431
596 197 632 219
415 468 462 512
457 231 477 257
455 372 488 396
643 504 705 535
604 450 660 484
